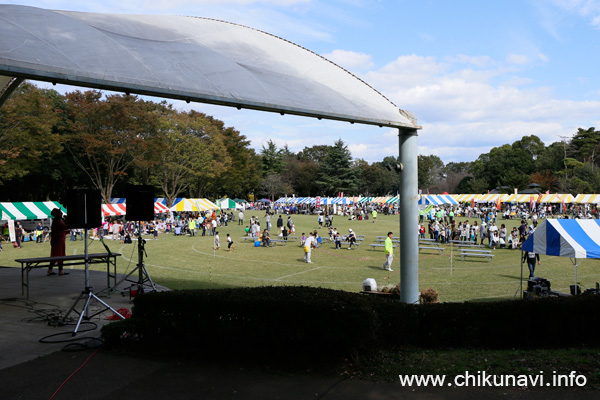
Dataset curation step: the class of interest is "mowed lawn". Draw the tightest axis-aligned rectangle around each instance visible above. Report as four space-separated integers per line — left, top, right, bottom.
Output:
3 211 599 302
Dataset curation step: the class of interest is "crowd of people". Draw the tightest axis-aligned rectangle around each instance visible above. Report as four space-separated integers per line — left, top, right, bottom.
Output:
415 202 599 250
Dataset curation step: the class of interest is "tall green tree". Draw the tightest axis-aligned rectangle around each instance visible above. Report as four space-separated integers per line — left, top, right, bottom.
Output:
217 124 261 199
260 140 285 177
315 139 357 195
0 82 62 184
418 154 444 190
570 127 600 170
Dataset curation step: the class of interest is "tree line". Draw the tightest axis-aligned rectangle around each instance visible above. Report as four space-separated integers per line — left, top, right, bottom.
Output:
1 83 598 204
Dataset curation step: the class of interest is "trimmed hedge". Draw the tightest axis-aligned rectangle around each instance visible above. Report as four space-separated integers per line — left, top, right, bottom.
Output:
104 286 380 358
102 287 600 358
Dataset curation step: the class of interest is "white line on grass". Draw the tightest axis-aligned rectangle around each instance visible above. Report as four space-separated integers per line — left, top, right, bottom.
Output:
274 267 322 281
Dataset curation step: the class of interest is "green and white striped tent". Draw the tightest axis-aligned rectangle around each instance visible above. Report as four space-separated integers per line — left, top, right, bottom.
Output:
0 201 67 220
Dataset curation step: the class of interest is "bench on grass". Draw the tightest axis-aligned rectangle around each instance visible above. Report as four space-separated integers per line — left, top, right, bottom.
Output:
345 241 361 249
418 246 444 254
369 243 398 250
459 249 494 262
457 243 484 249
268 239 288 246
375 238 400 244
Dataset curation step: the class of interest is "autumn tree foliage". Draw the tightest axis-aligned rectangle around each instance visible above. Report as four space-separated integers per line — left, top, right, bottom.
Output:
63 91 159 202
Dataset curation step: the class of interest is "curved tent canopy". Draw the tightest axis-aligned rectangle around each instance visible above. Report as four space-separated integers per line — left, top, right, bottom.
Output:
0 5 418 129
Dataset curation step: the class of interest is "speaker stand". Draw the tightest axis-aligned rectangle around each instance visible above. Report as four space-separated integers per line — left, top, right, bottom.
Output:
112 223 157 295
63 229 125 335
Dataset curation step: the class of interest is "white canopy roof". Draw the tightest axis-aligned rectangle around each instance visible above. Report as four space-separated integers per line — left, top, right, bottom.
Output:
0 5 418 129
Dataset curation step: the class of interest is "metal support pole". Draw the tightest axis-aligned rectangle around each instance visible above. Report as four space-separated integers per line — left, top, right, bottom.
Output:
399 128 419 304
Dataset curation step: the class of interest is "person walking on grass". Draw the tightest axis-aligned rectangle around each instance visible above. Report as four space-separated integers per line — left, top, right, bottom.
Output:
523 250 540 278
382 231 394 272
214 231 220 250
227 233 234 252
303 232 315 263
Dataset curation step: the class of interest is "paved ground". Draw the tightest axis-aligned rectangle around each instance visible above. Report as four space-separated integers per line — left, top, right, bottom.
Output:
1 266 598 399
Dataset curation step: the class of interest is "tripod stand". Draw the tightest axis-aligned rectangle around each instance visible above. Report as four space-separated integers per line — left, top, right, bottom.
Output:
64 229 125 335
112 222 157 295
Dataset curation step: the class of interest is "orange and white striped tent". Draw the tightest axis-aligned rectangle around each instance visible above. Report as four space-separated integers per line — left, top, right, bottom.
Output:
573 194 600 204
539 194 575 203
504 194 535 203
452 194 480 203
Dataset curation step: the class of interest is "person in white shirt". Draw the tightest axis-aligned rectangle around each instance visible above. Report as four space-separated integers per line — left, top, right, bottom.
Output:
303 232 315 263
214 231 220 250
488 222 499 249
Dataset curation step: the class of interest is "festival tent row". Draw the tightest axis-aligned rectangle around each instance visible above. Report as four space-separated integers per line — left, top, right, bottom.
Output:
274 197 355 205
271 192 600 207
0 201 67 220
450 193 578 204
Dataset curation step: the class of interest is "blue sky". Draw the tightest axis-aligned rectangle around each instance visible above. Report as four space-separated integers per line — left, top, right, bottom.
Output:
5 0 600 164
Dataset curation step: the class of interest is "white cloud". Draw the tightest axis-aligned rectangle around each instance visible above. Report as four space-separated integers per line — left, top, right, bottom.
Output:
321 49 374 72
507 53 531 65
447 55 495 68
551 0 600 28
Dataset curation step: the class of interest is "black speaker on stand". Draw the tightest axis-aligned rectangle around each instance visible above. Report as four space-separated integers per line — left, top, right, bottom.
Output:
63 189 125 334
113 185 157 295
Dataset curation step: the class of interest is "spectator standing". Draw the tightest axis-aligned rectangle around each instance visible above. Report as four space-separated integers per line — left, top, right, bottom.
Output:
47 208 69 276
36 222 45 243
276 215 284 235
303 232 315 263
523 251 540 278
382 231 394 271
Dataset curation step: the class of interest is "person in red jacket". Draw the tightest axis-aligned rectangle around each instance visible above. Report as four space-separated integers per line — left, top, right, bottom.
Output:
47 208 70 276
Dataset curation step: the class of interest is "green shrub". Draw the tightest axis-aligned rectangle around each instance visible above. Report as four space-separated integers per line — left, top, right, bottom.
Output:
102 287 600 360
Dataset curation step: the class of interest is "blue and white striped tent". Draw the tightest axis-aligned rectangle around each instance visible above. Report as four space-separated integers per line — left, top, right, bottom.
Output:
522 219 600 259
330 197 353 205
521 219 600 291
418 195 458 206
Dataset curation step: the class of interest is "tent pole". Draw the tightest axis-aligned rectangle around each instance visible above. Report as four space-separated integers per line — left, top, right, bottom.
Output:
574 258 578 293
520 250 524 299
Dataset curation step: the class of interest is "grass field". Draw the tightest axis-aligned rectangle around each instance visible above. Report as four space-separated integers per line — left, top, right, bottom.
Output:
3 211 599 302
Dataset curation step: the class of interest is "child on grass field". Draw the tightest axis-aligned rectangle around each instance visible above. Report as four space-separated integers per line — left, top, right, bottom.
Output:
214 231 220 250
227 233 234 252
